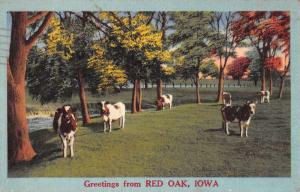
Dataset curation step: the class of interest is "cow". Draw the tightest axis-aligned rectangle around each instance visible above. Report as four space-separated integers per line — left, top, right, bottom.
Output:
257 90 270 103
53 105 77 158
155 97 164 110
220 101 257 137
100 101 126 133
222 91 232 106
160 94 173 110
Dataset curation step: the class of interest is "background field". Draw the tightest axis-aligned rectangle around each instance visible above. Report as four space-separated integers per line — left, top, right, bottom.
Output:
9 86 290 177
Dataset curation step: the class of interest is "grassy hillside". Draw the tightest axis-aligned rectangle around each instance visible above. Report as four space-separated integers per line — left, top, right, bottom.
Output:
10 95 290 177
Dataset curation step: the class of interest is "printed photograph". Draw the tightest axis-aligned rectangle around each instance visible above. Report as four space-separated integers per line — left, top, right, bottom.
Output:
6 11 290 177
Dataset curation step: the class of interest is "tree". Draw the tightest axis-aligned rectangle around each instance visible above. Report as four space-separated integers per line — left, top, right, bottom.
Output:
231 11 290 93
226 57 251 85
171 12 213 104
210 12 239 103
246 49 261 86
27 16 99 125
7 12 54 165
99 12 172 113
199 59 219 79
265 57 283 95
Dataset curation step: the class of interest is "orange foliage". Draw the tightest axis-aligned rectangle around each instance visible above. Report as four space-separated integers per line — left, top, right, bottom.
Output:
265 57 283 70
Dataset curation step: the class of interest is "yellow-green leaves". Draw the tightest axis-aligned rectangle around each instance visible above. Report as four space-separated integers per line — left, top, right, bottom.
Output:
161 64 175 75
88 43 127 90
46 17 74 61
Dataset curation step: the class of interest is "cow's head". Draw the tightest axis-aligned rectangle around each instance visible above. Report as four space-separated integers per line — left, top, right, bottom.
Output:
155 98 164 110
53 105 77 133
61 105 77 131
246 100 257 115
100 101 110 116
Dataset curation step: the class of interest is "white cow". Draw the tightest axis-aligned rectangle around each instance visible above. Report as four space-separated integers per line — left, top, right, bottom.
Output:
257 90 270 103
161 94 173 109
100 101 126 132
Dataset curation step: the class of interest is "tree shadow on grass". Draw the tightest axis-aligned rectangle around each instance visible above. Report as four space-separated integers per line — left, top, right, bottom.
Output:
9 129 62 174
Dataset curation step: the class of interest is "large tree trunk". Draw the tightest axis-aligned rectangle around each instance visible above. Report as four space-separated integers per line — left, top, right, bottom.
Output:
278 76 285 99
261 63 266 91
131 80 138 113
195 73 201 104
8 12 53 165
8 13 33 165
77 70 91 125
216 68 225 103
269 69 273 95
156 78 163 99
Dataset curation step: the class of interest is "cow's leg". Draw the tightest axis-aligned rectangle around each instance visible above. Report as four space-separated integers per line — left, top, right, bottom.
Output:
245 124 249 137
122 115 125 128
103 122 106 132
109 120 112 132
226 122 230 135
170 102 172 109
240 122 244 138
70 136 75 157
62 138 67 158
119 117 122 128
59 134 64 151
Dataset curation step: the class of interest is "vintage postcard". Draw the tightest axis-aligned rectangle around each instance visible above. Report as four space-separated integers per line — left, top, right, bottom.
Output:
0 0 299 191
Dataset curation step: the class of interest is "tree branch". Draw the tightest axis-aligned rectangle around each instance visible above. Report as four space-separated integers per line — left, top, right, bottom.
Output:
26 12 54 49
26 12 48 26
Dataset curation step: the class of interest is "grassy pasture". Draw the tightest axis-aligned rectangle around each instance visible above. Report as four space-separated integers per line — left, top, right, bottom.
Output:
10 87 290 177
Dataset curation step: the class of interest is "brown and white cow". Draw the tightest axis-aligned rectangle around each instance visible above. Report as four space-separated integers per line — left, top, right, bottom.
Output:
100 101 126 133
53 105 77 158
222 91 232 106
257 90 270 103
221 101 257 137
160 94 173 109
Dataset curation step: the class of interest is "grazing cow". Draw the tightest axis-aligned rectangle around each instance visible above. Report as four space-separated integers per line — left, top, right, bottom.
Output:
53 105 77 158
257 90 270 103
222 91 232 106
160 94 173 109
155 97 164 110
100 101 126 132
221 101 257 137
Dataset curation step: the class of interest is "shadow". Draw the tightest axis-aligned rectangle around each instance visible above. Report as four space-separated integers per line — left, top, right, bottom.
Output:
229 131 241 137
84 121 103 133
9 129 63 172
204 128 224 132
84 121 122 133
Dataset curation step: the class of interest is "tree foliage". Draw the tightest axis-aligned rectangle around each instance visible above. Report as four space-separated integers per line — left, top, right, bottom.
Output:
227 57 251 80
170 12 214 82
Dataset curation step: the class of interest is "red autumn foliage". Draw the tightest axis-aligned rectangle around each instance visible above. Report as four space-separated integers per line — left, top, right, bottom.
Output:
265 57 283 70
227 57 251 80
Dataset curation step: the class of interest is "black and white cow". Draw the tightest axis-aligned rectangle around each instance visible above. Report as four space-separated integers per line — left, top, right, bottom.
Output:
221 101 257 137
257 90 270 103
53 105 77 158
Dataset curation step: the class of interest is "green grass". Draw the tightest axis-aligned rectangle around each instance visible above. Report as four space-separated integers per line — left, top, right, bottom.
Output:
10 88 290 177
